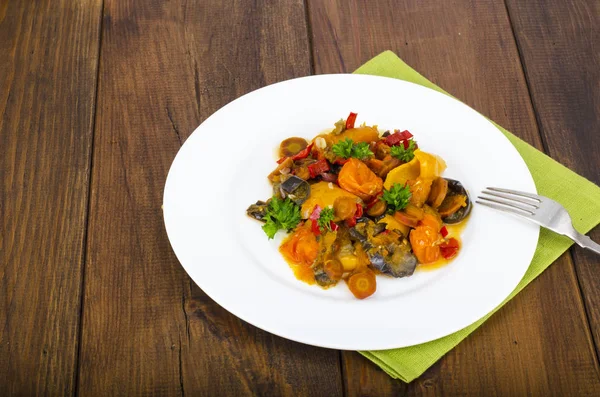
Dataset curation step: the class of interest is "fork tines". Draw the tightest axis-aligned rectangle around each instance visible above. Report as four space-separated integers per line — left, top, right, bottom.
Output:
476 187 541 216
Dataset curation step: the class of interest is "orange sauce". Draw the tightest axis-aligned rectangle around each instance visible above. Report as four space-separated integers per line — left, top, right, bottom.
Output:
287 262 316 285
416 216 469 272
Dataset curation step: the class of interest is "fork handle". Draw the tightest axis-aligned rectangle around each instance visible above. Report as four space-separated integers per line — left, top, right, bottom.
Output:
572 231 600 256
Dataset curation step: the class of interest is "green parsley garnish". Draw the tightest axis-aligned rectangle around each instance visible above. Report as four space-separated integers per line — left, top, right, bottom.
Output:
317 207 335 232
390 139 417 162
262 196 301 239
382 183 412 213
331 138 374 160
352 142 374 160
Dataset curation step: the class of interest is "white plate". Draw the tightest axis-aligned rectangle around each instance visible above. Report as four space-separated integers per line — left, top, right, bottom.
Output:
163 74 539 350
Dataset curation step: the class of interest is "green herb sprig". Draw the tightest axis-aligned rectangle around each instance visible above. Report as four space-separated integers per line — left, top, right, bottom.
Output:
381 183 412 213
332 138 374 160
262 196 301 239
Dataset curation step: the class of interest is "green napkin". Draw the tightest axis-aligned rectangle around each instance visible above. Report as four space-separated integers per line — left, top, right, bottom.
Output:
355 51 600 383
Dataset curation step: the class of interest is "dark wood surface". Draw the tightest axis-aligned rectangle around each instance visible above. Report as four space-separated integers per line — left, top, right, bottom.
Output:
1 0 598 395
0 1 102 395
506 0 600 365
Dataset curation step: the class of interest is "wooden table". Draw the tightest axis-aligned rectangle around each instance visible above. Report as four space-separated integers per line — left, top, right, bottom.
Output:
2 0 599 395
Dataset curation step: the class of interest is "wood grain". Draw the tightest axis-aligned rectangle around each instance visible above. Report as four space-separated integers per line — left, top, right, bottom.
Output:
0 0 102 395
506 0 600 361
308 0 600 394
78 0 342 395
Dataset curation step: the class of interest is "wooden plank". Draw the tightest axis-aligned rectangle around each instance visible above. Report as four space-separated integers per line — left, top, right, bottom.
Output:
506 0 600 360
78 0 343 395
0 0 102 395
307 0 600 394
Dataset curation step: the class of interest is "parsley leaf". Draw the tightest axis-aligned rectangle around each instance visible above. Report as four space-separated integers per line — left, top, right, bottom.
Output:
331 138 374 160
351 142 374 160
332 138 354 158
261 196 301 239
390 139 417 162
317 207 335 232
382 183 412 213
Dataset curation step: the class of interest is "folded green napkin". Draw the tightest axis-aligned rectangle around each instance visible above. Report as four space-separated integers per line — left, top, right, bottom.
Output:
355 51 600 382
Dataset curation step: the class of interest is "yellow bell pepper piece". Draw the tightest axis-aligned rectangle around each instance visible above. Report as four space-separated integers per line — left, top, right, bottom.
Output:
415 149 446 179
383 156 421 189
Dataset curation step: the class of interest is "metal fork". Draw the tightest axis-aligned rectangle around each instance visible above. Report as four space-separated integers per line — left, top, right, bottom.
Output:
476 187 600 255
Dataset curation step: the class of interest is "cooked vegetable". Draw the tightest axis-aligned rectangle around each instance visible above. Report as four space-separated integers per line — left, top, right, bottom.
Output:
323 258 344 281
369 242 417 278
404 204 425 220
269 157 294 182
393 210 420 228
277 142 314 164
379 214 410 236
314 265 336 287
247 114 470 298
385 129 413 146
347 270 377 299
332 138 374 160
308 159 330 178
440 237 460 259
409 225 441 264
407 177 432 207
414 150 446 179
331 118 346 135
279 224 319 266
346 112 358 130
440 226 449 238
329 126 379 145
383 156 421 189
419 212 443 231
439 178 472 223
382 183 411 213
427 177 448 208
390 139 417 162
279 137 308 157
280 175 311 205
320 172 337 183
301 181 359 219
317 207 336 232
262 196 302 239
338 158 383 201
334 196 358 220
246 200 269 222
366 200 386 217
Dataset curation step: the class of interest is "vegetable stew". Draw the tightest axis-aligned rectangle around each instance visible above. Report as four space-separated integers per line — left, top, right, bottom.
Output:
246 113 471 299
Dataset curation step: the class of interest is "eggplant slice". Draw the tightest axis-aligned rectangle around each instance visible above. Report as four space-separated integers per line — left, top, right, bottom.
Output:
440 178 472 224
246 200 269 222
279 175 311 205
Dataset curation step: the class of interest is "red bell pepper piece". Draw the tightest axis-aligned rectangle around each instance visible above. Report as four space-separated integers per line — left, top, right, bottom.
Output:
291 142 314 161
329 221 339 231
365 192 383 209
276 142 314 164
440 226 449 238
355 203 364 218
308 159 330 179
309 205 323 235
345 217 357 228
440 237 459 259
385 130 413 146
345 112 358 130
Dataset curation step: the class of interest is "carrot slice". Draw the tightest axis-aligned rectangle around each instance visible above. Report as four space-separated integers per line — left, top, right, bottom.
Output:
347 270 377 299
